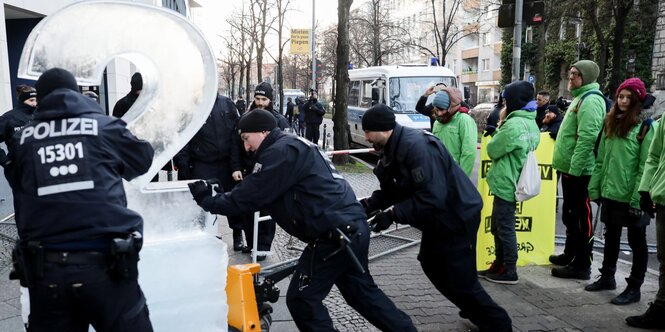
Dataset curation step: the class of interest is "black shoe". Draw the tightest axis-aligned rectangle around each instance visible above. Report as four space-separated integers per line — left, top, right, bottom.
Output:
584 275 616 291
232 229 245 251
549 253 573 266
612 286 641 305
478 261 501 279
485 269 519 285
256 255 267 262
626 302 665 329
551 265 590 280
242 247 252 254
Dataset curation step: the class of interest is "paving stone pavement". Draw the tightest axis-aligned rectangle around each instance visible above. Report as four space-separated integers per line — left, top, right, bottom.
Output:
0 170 660 331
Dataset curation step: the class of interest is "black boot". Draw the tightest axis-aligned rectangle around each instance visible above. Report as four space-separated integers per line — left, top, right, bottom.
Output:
626 302 665 329
551 265 590 280
584 273 616 292
612 278 641 305
549 253 574 266
232 229 245 251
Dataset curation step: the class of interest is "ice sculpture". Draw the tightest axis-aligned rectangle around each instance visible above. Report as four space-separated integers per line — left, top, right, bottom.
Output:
17 1 228 331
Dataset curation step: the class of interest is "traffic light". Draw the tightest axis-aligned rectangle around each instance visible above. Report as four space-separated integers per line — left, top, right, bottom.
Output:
498 1 544 28
315 58 323 82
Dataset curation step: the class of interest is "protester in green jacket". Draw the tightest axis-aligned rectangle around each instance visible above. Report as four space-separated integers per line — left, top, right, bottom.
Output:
585 78 655 308
480 80 540 285
549 60 606 281
627 96 665 329
430 87 477 176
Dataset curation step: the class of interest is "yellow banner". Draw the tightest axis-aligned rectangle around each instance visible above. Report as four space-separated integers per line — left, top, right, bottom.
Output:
290 29 310 55
476 132 557 271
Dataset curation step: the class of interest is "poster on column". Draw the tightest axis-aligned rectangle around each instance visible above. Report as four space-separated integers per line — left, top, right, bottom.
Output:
476 132 557 271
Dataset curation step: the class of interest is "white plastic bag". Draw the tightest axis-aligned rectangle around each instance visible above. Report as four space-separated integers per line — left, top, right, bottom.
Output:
515 150 541 201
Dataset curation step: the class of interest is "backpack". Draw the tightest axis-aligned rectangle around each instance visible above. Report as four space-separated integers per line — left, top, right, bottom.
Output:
582 90 613 157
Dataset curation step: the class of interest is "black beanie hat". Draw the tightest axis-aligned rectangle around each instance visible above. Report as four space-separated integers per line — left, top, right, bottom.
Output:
18 90 37 103
131 72 143 91
35 67 79 102
254 82 273 101
238 109 277 133
362 104 396 131
503 80 534 112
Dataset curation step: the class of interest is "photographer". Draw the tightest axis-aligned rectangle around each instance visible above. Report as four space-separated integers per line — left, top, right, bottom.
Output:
4 68 154 331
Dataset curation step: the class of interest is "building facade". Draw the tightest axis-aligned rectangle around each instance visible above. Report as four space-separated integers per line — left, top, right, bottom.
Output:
652 0 665 116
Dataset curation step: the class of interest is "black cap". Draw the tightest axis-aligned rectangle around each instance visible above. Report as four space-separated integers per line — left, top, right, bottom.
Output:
238 109 277 133
254 82 273 101
18 90 37 103
503 80 534 112
35 67 79 102
131 72 143 91
362 104 396 131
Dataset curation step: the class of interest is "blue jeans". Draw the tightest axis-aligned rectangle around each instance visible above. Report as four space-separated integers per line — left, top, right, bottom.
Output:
491 196 517 272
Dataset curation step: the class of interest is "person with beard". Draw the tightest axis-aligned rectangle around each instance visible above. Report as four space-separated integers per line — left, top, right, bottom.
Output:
230 82 287 260
535 91 558 128
187 109 417 332
585 78 656 307
430 88 477 176
540 108 564 140
303 90 325 145
480 80 540 285
0 86 37 154
112 72 142 118
360 104 512 332
550 60 606 280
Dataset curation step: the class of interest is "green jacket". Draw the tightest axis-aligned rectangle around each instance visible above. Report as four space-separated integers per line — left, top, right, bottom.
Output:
639 119 665 205
487 110 541 202
589 121 657 208
552 83 606 176
431 112 477 176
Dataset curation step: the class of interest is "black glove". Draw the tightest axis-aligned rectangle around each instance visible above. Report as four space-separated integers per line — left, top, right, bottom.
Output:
370 210 394 233
640 191 656 218
359 198 378 218
206 178 224 193
188 180 212 205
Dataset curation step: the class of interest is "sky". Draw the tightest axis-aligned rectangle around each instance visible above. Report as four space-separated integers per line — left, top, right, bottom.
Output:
192 0 354 59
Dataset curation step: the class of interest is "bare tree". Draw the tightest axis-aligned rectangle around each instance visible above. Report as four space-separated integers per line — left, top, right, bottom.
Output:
333 0 352 165
349 0 411 67
226 2 255 102
249 0 277 82
265 0 292 112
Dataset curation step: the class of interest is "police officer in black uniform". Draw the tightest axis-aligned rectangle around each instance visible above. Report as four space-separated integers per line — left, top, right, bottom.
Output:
188 109 416 332
0 87 37 162
360 104 512 332
174 93 247 250
5 68 154 331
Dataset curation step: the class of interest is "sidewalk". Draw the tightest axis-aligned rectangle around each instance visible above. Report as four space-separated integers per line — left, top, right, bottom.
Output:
0 170 659 331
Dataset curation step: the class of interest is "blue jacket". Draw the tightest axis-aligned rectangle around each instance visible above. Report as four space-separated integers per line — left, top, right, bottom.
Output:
201 129 364 242
5 89 154 246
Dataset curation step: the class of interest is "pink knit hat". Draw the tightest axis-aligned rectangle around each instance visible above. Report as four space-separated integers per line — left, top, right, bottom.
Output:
616 78 647 102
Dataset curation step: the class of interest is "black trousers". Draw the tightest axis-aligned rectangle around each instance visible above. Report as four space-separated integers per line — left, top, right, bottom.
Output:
191 159 244 231
560 173 594 269
305 123 320 145
27 262 152 332
420 223 512 332
286 221 416 332
242 212 276 251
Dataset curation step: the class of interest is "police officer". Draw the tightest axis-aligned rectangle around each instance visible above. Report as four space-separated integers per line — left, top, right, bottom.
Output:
188 109 416 332
360 104 512 332
0 86 37 163
5 68 154 331
112 72 142 118
174 93 247 250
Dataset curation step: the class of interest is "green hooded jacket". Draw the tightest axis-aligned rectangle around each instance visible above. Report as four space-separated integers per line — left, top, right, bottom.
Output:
589 121 657 208
552 83 606 176
431 112 477 176
639 119 665 205
487 110 541 202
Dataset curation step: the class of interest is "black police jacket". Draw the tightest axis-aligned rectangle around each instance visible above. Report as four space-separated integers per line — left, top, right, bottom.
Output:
0 103 35 147
202 129 364 243
174 95 240 171
366 124 482 234
247 101 289 130
4 89 154 245
303 99 325 125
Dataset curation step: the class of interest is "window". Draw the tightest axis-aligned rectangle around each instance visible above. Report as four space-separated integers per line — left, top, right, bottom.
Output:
657 74 665 90
483 32 491 45
481 58 490 72
525 27 533 43
360 81 375 107
348 81 360 106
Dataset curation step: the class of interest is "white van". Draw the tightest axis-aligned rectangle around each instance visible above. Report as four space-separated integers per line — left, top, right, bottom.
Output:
347 65 458 147
278 89 306 115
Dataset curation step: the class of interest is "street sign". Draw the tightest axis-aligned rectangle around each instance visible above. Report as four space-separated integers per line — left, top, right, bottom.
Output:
528 75 536 84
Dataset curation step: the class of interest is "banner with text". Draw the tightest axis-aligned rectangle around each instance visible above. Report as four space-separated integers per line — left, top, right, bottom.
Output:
476 132 557 271
290 29 310 55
